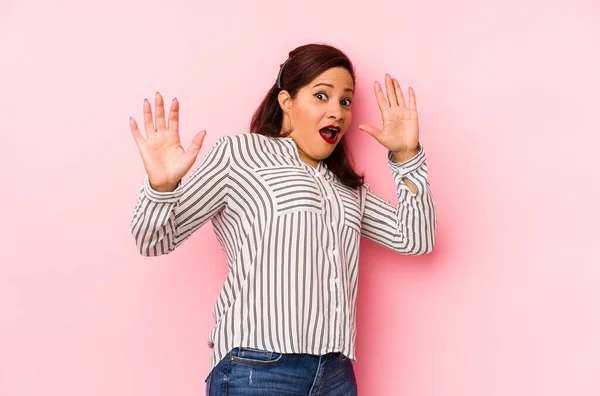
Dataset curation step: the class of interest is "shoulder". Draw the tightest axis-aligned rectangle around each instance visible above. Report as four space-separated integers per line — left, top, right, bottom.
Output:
225 133 292 154
222 132 268 146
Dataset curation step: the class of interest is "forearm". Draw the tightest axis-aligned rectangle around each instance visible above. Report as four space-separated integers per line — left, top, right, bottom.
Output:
361 182 436 255
360 143 437 255
130 136 232 256
392 149 419 194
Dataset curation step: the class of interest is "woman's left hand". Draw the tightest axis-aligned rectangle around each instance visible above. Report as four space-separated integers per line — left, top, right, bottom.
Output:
359 74 419 154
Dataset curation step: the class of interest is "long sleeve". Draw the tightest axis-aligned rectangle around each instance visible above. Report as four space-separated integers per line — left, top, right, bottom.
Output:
360 143 437 255
129 136 231 256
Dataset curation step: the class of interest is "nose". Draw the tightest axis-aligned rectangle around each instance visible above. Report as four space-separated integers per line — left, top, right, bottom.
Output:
327 102 344 121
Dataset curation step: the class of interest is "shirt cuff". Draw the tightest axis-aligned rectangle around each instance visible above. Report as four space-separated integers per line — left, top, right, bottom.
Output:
143 175 183 203
387 142 426 177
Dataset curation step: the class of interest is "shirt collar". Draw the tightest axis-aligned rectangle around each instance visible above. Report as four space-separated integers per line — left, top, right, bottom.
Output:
280 136 330 177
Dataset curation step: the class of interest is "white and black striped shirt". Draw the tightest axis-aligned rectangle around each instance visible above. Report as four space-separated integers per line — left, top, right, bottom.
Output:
129 133 437 375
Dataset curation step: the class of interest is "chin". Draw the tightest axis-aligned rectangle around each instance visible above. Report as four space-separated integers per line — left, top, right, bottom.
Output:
304 135 343 161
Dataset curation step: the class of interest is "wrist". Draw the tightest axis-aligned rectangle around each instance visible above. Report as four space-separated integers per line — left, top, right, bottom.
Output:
149 180 178 193
392 149 419 163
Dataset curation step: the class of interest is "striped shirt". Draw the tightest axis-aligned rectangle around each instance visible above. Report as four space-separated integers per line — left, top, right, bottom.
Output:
129 133 437 375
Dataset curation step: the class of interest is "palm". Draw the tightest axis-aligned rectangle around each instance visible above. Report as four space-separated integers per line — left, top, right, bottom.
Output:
130 93 206 191
140 128 191 186
380 106 419 153
359 74 420 153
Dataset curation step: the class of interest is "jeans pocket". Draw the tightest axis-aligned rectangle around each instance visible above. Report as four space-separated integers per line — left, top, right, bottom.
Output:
229 347 284 366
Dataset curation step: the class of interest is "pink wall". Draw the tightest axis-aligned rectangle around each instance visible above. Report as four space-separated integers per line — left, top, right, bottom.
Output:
1 0 599 395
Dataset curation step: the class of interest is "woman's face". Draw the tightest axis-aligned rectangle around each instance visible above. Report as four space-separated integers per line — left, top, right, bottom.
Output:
279 67 354 167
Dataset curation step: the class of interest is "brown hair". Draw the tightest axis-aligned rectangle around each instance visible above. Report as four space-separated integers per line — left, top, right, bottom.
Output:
249 43 364 189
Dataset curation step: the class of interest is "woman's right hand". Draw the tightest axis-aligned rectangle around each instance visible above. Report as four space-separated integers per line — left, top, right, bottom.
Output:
129 92 206 192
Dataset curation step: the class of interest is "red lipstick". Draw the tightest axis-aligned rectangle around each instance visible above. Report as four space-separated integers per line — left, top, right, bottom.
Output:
319 125 341 144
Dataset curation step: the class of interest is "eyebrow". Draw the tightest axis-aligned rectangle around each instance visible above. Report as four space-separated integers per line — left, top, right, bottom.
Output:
312 83 354 94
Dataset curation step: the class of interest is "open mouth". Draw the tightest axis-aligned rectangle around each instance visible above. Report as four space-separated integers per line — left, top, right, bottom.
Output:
319 125 341 143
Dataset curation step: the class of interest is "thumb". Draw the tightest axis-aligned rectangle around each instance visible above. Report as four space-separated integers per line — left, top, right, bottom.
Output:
358 124 382 142
186 130 207 159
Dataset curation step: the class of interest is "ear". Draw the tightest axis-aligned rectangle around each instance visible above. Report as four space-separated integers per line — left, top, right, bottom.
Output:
277 90 293 115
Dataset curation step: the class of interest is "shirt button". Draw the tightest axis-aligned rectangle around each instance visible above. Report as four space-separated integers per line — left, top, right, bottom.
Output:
334 278 339 284
336 307 340 313
326 195 332 200
330 221 335 227
332 249 338 256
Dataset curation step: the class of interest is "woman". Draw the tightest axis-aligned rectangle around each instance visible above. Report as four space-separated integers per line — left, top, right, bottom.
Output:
129 43 436 395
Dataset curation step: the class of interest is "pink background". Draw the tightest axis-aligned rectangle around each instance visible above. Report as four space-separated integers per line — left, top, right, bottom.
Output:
1 0 599 395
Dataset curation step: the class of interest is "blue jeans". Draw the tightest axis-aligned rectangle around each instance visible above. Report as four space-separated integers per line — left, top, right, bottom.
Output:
205 347 358 395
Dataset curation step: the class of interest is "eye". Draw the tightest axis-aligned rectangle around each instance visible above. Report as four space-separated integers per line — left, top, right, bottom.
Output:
315 92 352 107
314 92 328 101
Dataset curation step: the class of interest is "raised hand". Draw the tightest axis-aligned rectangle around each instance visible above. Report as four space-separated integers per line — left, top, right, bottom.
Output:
359 74 419 155
129 92 206 192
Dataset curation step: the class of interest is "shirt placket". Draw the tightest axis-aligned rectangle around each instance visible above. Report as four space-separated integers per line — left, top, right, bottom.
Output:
313 166 343 350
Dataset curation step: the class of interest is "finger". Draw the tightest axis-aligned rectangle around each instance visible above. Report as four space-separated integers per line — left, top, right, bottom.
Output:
155 92 166 132
408 86 417 111
385 74 399 107
143 99 156 136
393 78 407 108
167 98 180 134
186 130 207 158
129 117 146 147
358 124 382 142
374 81 390 114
